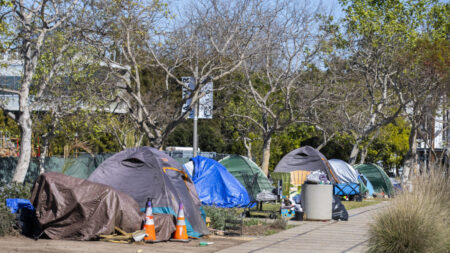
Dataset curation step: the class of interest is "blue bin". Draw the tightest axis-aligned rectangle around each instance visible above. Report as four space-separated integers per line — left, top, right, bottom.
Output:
281 208 295 218
333 183 360 196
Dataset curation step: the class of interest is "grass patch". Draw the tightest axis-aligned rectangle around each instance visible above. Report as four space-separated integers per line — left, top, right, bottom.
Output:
204 205 295 236
264 229 278 236
342 199 383 210
367 172 450 253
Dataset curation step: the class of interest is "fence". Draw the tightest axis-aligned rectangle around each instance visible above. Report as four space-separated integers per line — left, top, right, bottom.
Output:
0 151 232 184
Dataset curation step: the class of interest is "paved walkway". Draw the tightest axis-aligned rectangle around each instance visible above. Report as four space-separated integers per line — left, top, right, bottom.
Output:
218 201 389 253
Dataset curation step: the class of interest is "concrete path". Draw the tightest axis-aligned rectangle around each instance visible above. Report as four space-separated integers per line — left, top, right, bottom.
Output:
218 201 389 253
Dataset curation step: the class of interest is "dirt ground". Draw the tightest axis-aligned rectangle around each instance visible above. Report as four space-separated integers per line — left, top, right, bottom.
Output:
0 235 256 253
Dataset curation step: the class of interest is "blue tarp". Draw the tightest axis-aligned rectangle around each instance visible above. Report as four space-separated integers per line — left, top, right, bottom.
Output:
6 198 35 213
359 174 375 196
188 156 250 208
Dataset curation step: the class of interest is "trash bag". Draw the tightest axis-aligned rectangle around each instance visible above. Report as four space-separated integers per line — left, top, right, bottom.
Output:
332 195 348 221
18 208 42 239
256 190 277 201
306 171 329 184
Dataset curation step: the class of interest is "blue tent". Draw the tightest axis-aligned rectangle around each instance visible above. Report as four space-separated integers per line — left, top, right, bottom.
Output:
359 173 375 196
187 156 250 208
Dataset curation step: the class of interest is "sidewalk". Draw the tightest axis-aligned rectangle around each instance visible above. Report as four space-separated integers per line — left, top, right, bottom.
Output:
217 201 389 253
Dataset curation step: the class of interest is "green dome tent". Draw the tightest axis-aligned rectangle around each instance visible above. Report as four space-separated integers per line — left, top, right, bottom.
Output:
355 163 395 197
219 155 273 200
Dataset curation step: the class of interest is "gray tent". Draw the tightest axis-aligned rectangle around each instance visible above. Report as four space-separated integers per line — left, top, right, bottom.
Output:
328 159 359 183
88 147 209 237
274 146 340 183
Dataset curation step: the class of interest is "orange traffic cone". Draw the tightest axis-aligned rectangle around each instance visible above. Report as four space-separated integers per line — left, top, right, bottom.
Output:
143 199 158 243
171 202 190 242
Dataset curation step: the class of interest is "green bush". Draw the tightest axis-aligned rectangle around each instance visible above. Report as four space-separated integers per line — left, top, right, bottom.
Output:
0 183 32 236
367 172 450 253
244 218 262 226
203 206 240 230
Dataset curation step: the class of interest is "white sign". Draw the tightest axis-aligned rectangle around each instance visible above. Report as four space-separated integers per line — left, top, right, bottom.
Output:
181 77 213 119
181 77 195 118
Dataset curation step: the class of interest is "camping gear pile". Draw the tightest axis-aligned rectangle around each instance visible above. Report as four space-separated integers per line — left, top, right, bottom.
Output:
273 145 395 221
6 147 279 242
7 147 208 243
5 144 396 242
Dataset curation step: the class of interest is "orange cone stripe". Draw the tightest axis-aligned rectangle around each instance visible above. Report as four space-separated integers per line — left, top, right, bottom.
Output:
146 216 155 225
176 218 186 226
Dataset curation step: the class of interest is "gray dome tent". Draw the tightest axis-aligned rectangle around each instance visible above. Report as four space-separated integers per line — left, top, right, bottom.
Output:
88 147 209 237
274 146 340 183
328 159 359 183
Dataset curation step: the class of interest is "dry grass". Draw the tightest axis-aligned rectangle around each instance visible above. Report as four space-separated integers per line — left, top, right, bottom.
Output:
367 171 450 253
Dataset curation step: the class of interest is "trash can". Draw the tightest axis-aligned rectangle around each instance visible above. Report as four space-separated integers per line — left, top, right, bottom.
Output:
302 184 332 220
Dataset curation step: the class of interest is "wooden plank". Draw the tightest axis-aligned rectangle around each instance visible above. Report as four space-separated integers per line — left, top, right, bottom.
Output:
114 226 129 236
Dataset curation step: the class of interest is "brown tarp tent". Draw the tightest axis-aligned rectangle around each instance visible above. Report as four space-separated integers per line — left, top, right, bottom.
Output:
31 172 175 241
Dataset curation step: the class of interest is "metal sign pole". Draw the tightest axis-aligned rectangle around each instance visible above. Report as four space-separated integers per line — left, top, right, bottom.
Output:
193 100 199 157
182 76 212 158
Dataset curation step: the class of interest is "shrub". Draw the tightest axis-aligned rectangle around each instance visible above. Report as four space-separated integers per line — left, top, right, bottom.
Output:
244 218 262 226
367 172 450 253
203 206 240 230
0 183 32 236
269 218 288 230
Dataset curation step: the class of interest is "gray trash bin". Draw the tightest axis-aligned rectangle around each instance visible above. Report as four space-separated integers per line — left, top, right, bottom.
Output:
302 184 332 220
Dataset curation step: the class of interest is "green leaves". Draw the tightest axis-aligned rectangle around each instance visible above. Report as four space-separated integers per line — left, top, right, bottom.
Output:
339 0 436 48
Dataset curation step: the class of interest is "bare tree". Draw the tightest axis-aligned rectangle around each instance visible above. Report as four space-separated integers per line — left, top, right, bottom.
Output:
230 0 330 175
80 0 261 148
146 0 262 147
0 0 79 183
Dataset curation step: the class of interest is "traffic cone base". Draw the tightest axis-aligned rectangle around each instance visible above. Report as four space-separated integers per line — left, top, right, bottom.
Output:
170 238 190 242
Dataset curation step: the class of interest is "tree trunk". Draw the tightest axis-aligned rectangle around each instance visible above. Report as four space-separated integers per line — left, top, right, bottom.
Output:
360 147 368 164
12 110 32 183
261 136 272 176
243 137 253 161
11 31 43 182
349 142 360 165
402 125 418 189
247 144 253 161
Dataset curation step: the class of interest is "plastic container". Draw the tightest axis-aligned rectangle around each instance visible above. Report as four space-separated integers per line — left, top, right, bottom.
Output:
199 241 214 246
302 184 332 220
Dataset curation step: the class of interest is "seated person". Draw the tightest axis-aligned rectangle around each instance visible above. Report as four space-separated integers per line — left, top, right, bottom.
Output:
282 196 293 208
282 196 302 212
